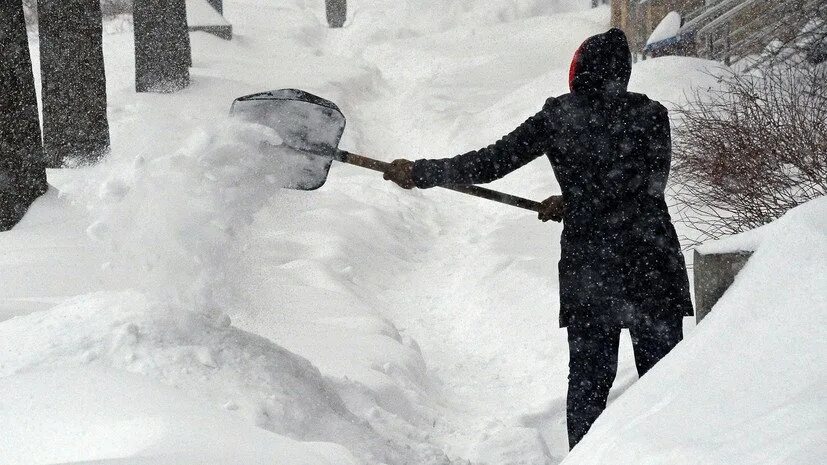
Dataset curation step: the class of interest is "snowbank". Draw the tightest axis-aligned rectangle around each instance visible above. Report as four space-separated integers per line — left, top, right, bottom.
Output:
562 197 827 465
0 188 106 320
0 115 448 463
0 291 403 462
0 366 357 465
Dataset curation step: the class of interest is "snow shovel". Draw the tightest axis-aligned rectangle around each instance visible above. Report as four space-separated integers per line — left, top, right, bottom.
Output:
230 89 544 213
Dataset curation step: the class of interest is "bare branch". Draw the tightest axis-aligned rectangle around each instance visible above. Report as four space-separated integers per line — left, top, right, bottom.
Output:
672 64 827 243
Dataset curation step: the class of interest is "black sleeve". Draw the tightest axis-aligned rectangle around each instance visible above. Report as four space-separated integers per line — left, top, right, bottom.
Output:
646 104 671 196
411 99 556 188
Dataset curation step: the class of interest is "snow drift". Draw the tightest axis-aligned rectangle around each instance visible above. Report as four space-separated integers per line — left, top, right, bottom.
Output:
0 291 364 464
1 367 357 465
0 111 449 462
0 287 454 464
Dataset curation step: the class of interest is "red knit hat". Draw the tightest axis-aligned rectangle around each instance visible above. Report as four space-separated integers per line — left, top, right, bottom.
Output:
568 28 632 94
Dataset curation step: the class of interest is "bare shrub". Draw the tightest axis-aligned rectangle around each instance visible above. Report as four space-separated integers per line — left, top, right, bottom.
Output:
672 64 827 243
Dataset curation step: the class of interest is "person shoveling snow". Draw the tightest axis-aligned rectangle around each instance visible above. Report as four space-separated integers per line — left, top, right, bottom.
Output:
383 28 693 449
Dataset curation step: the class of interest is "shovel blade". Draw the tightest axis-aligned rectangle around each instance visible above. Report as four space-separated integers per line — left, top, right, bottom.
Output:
230 89 346 190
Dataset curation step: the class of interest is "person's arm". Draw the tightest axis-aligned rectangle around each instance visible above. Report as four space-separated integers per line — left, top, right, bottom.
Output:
410 99 557 189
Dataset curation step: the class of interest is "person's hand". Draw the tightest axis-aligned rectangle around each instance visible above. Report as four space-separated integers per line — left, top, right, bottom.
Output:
538 195 564 222
383 159 416 189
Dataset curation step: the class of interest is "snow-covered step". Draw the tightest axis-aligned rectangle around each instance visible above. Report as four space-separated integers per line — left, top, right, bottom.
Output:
186 0 232 40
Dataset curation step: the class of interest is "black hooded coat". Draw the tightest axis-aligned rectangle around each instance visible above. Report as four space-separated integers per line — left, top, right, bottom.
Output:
411 29 693 327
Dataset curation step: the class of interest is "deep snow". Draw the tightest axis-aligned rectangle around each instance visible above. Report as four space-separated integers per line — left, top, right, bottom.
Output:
1 366 358 465
0 292 367 464
2 1 821 464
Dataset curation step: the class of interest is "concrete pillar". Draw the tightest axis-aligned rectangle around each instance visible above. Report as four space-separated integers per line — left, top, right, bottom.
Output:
207 0 222 14
326 0 346 28
694 250 752 322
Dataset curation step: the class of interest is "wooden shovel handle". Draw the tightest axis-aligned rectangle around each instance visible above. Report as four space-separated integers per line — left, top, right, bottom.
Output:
337 151 543 213
340 151 392 172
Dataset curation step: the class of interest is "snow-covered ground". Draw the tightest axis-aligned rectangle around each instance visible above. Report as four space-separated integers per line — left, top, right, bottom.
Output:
3 1 823 464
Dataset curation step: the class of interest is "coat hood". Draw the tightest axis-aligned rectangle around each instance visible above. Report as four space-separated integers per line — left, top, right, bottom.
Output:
568 28 632 95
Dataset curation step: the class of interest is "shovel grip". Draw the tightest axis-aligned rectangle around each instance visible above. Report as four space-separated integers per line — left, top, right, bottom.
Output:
441 184 542 212
338 150 544 214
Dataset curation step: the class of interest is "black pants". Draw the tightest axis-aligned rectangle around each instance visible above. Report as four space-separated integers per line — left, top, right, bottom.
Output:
566 317 683 449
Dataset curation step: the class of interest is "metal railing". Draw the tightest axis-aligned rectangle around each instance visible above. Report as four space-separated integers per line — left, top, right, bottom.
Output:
686 0 827 66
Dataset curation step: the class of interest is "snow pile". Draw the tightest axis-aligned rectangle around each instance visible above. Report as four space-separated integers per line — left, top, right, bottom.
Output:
1 111 447 462
562 197 827 465
1 367 356 465
646 11 681 45
0 188 108 319
0 290 427 464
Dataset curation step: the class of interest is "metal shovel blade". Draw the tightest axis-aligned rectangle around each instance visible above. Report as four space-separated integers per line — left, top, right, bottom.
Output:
229 89 346 190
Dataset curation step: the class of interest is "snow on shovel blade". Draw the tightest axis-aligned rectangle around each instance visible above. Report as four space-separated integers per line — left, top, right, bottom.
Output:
230 89 346 190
